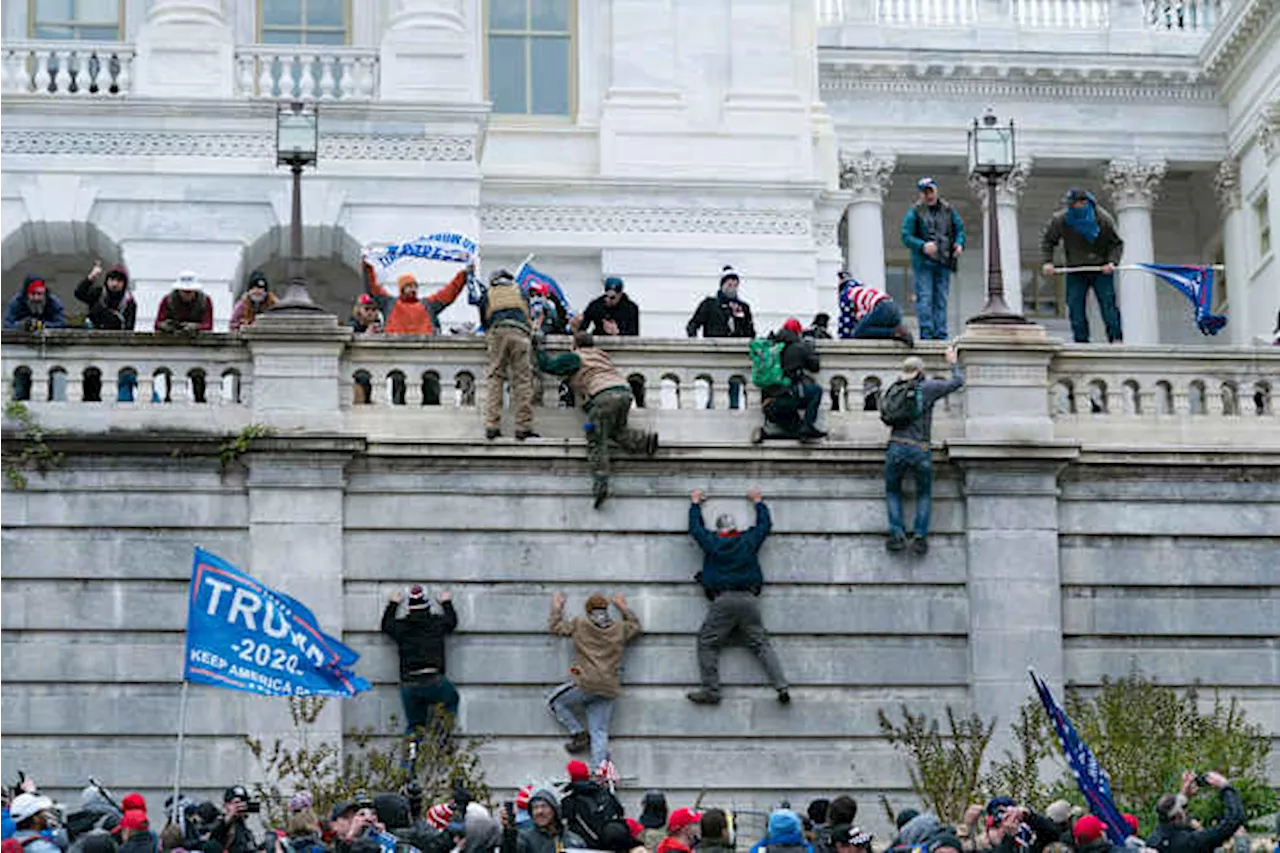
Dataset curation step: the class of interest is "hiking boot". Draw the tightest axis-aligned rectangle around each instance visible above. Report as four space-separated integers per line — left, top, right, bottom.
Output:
645 432 660 456
686 688 722 705
911 535 929 556
485 428 501 441
564 731 590 754
515 430 540 441
892 325 915 347
777 688 792 705
592 481 610 510
886 535 907 553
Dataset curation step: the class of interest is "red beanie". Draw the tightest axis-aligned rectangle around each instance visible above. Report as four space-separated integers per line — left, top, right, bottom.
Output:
1073 815 1107 845
515 785 534 812
25 278 46 297
1122 814 1139 835
782 318 803 334
426 802 453 830
566 760 591 782
122 793 147 813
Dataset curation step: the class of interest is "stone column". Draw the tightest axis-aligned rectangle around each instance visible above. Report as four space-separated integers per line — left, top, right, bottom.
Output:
838 149 896 290
133 0 234 98
1104 157 1167 345
1214 158 1250 347
815 190 854 314
969 161 1032 317
379 0 476 102
1258 108 1280 341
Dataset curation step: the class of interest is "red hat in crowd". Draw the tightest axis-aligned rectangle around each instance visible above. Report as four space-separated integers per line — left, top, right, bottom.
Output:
626 818 645 841
515 785 534 812
782 317 803 334
566 760 591 782
1121 814 1139 835
118 810 149 833
25 278 46 297
425 803 453 830
122 793 147 813
667 808 702 834
1073 815 1107 845
529 282 550 297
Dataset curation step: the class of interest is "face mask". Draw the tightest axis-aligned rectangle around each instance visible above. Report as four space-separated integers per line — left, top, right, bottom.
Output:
722 284 739 300
250 291 266 304
587 609 612 628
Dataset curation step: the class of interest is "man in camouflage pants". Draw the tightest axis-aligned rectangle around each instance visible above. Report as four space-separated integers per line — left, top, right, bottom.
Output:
537 331 659 508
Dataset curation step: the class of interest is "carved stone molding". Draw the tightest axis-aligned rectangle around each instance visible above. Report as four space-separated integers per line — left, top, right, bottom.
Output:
1103 157 1168 211
480 205 813 237
1202 0 1280 81
821 67 1219 104
1258 103 1280 164
0 130 476 161
838 149 896 203
967 160 1033 208
1213 158 1242 212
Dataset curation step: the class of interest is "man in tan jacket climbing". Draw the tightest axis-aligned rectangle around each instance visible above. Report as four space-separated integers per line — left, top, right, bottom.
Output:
547 591 643 771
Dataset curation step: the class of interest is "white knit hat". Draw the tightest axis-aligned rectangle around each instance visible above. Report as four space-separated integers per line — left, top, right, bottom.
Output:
174 270 202 291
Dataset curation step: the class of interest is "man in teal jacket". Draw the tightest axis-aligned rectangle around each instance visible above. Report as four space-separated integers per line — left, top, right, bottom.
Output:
901 177 966 340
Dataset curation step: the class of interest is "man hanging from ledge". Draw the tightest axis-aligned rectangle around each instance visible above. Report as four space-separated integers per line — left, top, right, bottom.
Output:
363 260 471 335
382 584 459 766
536 331 659 508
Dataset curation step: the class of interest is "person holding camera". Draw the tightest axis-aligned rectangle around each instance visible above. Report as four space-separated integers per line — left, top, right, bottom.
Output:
1147 771 1244 853
499 789 584 853
382 585 460 750
208 787 258 853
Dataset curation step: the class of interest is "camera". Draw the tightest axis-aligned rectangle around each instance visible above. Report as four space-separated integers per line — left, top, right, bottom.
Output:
1194 773 1209 787
245 801 261 814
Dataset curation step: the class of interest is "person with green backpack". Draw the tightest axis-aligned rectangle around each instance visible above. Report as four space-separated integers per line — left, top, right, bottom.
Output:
752 318 826 441
879 345 963 554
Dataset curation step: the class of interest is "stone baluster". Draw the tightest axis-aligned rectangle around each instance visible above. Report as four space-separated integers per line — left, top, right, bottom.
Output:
318 56 336 100
206 378 223 406
406 375 424 407
1206 382 1225 416
29 367 49 403
838 149 896 290
298 53 317 100
335 57 353 99
235 54 255 97
1103 157 1167 345
33 51 52 94
115 51 131 94
53 52 72 94
90 50 110 94
278 54 297 100
0 49 12 93
256 55 274 98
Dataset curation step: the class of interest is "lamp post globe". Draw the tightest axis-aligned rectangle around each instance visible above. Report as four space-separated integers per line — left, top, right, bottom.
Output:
967 109 1026 326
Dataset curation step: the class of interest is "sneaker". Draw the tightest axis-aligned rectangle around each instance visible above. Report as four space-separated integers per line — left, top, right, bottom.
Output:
686 688 722 705
564 731 590 754
777 688 792 705
892 325 916 348
911 536 929 556
886 535 907 553
645 432 660 456
515 430 540 441
485 428 501 441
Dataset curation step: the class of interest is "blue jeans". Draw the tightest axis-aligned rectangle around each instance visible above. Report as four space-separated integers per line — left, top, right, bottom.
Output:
766 381 822 432
549 683 615 769
1065 272 1123 343
885 442 933 539
912 262 952 340
851 301 903 339
400 675 460 734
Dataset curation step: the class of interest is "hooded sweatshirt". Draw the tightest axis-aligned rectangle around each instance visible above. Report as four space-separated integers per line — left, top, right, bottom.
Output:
502 790 585 853
548 602 642 698
749 811 812 853
689 501 771 595
4 275 68 330
463 804 502 853
75 266 136 331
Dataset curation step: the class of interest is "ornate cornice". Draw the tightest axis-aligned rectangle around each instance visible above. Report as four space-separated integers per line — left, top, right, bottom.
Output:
0 130 476 161
1103 157 1168 211
820 65 1219 104
968 160 1033 208
480 205 812 237
837 149 896 203
1212 158 1241 212
1201 0 1280 81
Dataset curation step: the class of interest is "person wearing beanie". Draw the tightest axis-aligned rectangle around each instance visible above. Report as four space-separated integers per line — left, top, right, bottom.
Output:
837 271 913 346
546 590 642 764
155 271 213 333
115 810 159 853
499 788 585 853
229 269 277 331
535 330 659 506
830 825 873 853
749 809 811 853
206 787 257 853
759 317 826 440
931 831 964 853
1040 187 1125 343
687 265 755 339
639 792 669 853
361 256 471 336
574 276 640 337
478 267 538 441
698 810 733 853
686 485 789 705
381 584 460 757
5 274 67 331
804 313 832 340
560 761 625 851
1147 771 1243 853
882 344 964 556
75 260 136 331
901 176 966 340
656 809 702 853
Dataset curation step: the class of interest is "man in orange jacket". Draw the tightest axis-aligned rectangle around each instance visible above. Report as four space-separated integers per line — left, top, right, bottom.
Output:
363 261 471 335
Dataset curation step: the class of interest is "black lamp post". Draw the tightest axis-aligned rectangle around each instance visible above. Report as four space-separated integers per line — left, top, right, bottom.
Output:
966 109 1026 325
270 101 324 313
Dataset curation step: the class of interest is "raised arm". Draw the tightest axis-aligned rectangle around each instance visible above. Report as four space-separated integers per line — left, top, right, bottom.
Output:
439 594 458 633
425 267 469 310
548 592 574 636
688 493 717 552
742 498 772 553
614 593 642 640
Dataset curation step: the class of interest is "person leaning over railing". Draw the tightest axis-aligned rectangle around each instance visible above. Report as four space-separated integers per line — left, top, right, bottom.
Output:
75 261 136 331
155 272 213 334
5 275 67 332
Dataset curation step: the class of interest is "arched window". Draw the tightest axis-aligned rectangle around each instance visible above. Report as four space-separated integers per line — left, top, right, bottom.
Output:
82 367 102 403
422 371 442 406
352 370 373 405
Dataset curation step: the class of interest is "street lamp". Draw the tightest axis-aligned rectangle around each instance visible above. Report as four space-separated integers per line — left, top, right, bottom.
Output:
966 109 1025 325
271 101 324 313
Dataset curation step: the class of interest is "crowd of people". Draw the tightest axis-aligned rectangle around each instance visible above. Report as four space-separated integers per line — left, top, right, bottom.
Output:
3 766 1267 853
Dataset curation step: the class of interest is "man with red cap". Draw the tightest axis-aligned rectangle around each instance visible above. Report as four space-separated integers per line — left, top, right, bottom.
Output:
382 584 459 758
5 275 67 331
757 318 825 440
560 760 625 851
656 809 702 853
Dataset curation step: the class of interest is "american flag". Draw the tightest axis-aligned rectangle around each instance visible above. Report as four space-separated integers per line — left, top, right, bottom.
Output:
597 755 621 790
1029 669 1129 845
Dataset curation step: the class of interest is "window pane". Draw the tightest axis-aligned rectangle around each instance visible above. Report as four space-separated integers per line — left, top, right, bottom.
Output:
33 23 76 38
77 0 118 23
488 35 527 113
262 28 304 43
489 0 527 30
531 0 569 31
530 35 569 115
77 24 120 39
306 0 344 27
305 29 346 44
263 0 303 27
35 0 74 21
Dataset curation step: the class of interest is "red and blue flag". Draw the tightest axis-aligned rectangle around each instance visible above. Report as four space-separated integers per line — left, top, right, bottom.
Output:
1136 263 1227 336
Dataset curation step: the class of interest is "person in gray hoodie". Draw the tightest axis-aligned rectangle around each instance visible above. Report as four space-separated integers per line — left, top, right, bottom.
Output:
501 789 585 853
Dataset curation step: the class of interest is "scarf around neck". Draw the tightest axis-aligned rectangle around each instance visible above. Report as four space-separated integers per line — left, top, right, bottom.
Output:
1064 199 1101 243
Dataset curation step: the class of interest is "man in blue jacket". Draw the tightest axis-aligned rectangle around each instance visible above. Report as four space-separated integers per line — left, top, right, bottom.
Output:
686 486 789 706
4 276 67 331
901 177 965 341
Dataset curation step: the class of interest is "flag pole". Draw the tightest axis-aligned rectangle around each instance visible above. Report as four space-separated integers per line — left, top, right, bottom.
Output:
514 253 536 281
171 679 190 828
1053 264 1225 274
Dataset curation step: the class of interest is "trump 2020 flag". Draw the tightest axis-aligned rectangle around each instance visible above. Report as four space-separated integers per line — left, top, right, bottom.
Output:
183 548 370 698
1030 669 1128 845
516 261 576 318
1136 263 1227 336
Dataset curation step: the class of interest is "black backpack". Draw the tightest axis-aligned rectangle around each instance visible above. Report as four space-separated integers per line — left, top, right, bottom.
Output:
879 377 924 427
563 785 626 849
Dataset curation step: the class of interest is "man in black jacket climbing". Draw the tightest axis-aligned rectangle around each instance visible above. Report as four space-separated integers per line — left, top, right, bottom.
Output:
761 318 825 440
1147 771 1244 853
382 585 460 741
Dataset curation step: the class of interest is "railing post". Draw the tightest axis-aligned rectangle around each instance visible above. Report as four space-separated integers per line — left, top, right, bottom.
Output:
241 312 350 433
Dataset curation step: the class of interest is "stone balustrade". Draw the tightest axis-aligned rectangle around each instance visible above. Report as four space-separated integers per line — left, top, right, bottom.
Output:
1 41 134 96
233 46 379 101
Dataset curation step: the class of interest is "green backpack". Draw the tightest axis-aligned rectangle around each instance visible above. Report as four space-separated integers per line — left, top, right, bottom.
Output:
750 338 790 390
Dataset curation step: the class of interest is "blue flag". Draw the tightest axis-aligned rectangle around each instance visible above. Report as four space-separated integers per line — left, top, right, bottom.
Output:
183 548 371 698
516 262 576 319
1029 669 1129 845
1136 263 1227 336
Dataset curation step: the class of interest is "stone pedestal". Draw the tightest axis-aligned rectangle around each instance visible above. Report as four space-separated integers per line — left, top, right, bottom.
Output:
839 150 896 290
242 313 351 433
133 0 234 99
1105 157 1166 345
957 324 1059 443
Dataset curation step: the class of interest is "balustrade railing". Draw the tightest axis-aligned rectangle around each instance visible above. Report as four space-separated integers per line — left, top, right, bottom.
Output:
1143 0 1224 30
234 46 378 101
876 0 978 25
1 41 134 96
1014 0 1110 28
